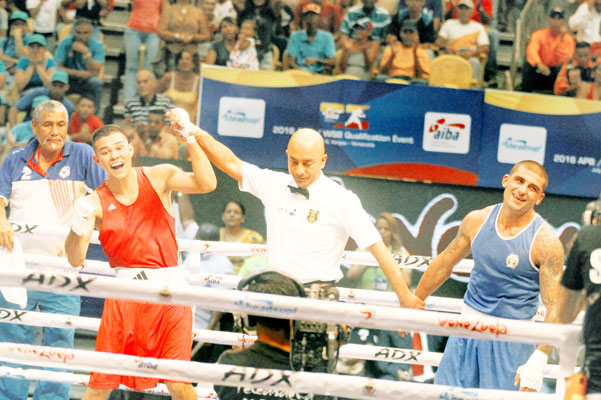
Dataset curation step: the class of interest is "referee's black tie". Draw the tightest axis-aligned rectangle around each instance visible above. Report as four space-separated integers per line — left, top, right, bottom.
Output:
288 185 309 199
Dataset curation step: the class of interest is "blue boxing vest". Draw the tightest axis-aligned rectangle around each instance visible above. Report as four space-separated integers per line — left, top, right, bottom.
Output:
464 203 544 320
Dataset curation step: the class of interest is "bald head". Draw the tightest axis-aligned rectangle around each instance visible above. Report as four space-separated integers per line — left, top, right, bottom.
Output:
286 128 327 188
137 69 156 100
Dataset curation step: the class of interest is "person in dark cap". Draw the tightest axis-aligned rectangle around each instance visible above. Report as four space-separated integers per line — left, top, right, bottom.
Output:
14 33 57 93
286 2 336 74
387 0 435 50
0 11 30 75
376 19 430 82
522 7 575 93
338 16 380 79
8 69 74 128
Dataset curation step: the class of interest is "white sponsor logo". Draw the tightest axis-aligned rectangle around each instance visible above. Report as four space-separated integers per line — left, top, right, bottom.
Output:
217 97 265 139
423 112 471 154
497 123 547 165
59 166 70 179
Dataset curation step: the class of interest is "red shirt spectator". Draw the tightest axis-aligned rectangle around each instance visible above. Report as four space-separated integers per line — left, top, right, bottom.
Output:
445 0 492 24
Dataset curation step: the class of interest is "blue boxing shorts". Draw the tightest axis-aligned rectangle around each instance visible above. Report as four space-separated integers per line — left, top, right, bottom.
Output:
435 336 536 390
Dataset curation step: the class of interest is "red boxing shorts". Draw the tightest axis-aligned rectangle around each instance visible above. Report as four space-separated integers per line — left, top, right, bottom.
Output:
88 298 193 390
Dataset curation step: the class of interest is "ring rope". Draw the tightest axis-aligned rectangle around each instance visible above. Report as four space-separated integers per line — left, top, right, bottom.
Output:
18 254 585 323
0 342 555 400
0 366 218 398
0 307 568 379
0 269 580 347
9 221 475 272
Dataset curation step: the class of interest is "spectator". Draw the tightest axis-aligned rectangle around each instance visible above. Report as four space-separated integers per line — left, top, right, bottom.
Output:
27 0 62 51
0 11 29 79
214 0 237 30
136 109 180 159
272 0 294 40
158 50 199 125
236 0 278 70
14 33 56 93
576 63 601 100
73 0 112 40
388 0 436 50
227 18 259 70
54 17 104 111
444 0 498 85
123 0 162 103
6 93 47 147
219 199 264 273
337 18 379 79
69 94 102 144
157 0 211 72
292 0 341 37
554 41 595 97
435 0 489 82
202 0 219 33
376 20 430 82
569 0 601 58
123 69 174 138
398 0 442 31
0 60 7 124
0 0 8 39
205 16 237 66
8 69 73 128
286 3 336 74
522 7 575 93
339 0 391 47
199 0 218 61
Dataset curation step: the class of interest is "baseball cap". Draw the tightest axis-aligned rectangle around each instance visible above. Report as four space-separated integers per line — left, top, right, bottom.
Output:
458 0 474 8
51 70 69 84
32 95 50 108
9 11 28 22
401 19 418 31
353 17 373 31
549 6 564 18
27 34 46 47
302 2 321 14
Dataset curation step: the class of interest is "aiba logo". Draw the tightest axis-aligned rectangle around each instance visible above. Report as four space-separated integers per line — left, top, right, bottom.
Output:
320 103 370 130
423 112 471 154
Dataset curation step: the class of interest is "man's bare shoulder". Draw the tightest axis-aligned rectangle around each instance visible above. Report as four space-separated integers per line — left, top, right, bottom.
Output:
462 206 493 231
533 222 563 254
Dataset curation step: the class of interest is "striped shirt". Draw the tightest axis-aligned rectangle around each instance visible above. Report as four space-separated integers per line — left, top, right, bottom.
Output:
124 94 175 124
339 5 391 41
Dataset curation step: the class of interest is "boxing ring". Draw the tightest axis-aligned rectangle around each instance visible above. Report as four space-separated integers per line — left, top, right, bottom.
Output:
0 221 583 399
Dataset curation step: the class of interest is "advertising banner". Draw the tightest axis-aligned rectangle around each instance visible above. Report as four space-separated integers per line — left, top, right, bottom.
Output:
478 91 601 198
199 66 484 186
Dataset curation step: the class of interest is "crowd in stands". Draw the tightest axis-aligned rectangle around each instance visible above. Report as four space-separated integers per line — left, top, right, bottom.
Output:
0 0 599 164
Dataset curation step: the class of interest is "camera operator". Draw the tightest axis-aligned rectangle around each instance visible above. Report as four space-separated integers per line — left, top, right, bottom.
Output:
215 271 328 400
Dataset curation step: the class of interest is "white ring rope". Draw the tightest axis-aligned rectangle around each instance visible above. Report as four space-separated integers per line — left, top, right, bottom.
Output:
9 221 475 272
0 269 581 347
0 307 568 379
19 253 586 324
0 342 555 400
0 366 218 398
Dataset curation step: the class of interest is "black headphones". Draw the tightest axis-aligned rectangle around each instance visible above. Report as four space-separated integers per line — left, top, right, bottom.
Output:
583 199 601 225
237 270 306 328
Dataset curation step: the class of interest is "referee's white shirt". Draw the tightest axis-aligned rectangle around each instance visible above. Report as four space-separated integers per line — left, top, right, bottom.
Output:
241 162 381 283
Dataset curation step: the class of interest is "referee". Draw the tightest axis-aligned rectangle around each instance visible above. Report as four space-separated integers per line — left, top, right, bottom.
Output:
181 125 423 309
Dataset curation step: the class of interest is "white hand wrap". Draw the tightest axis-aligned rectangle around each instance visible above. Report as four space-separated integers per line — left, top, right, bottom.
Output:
71 196 94 236
516 349 548 391
169 108 196 143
